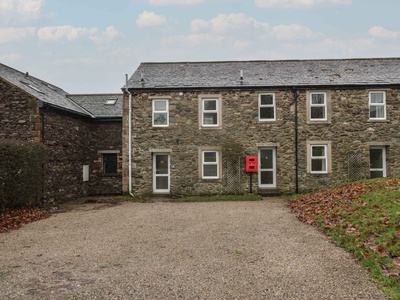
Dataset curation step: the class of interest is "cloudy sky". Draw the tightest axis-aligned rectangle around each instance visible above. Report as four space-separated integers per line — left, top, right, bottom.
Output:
1 0 400 93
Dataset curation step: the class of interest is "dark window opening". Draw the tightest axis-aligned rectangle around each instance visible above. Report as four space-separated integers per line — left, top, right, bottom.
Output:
103 153 118 175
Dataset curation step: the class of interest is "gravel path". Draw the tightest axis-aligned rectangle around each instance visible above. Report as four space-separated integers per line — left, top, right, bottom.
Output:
0 199 390 300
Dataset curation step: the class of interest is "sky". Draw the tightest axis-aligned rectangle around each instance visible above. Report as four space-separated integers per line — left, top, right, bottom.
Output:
1 0 400 94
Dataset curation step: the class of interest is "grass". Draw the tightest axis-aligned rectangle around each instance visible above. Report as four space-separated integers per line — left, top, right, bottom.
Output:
292 178 400 299
172 194 262 202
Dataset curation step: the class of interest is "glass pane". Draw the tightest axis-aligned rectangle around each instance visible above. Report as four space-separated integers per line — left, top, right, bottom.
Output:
203 165 217 177
203 113 218 125
312 146 325 157
154 100 166 111
260 107 274 119
311 159 326 172
370 106 384 118
156 176 168 189
370 93 384 103
370 149 383 169
204 152 217 162
370 171 384 179
103 154 117 174
156 155 168 174
311 93 325 104
260 171 273 185
260 149 273 169
311 107 325 119
260 94 273 105
154 113 167 125
204 100 216 111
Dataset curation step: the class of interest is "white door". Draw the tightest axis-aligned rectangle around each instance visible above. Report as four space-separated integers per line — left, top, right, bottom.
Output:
370 147 386 179
153 153 170 193
258 148 276 188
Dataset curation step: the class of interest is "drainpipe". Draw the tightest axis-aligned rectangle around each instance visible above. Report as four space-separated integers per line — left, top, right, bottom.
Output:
125 75 134 197
293 88 299 194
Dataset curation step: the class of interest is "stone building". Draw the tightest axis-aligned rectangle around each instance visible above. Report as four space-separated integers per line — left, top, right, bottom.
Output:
123 58 400 196
0 63 122 203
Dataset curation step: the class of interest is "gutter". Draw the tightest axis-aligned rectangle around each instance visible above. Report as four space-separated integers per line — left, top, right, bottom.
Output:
125 75 134 197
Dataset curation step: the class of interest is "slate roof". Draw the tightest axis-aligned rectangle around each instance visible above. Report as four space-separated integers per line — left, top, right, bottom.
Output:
127 58 400 90
0 63 92 117
67 94 122 118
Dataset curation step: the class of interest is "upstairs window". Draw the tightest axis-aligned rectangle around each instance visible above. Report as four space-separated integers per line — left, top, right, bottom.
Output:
202 99 219 127
103 153 118 175
310 92 327 121
259 93 276 121
202 151 219 179
369 91 386 120
152 99 169 127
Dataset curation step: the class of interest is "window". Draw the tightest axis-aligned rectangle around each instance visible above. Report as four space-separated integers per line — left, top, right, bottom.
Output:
202 98 219 127
152 99 169 127
103 153 118 175
369 91 386 120
83 165 89 182
310 145 327 173
370 147 386 178
259 93 276 121
202 151 219 179
310 92 327 120
105 98 117 105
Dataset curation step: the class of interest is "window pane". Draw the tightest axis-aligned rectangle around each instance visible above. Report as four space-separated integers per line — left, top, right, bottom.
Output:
154 100 166 111
203 165 217 177
204 100 217 111
311 159 326 172
311 107 325 119
370 171 384 179
312 94 325 104
156 176 168 189
260 171 273 185
370 106 384 118
312 146 325 157
260 107 274 119
370 149 383 169
260 94 273 105
204 152 217 162
203 113 218 125
370 93 384 103
260 149 273 169
103 154 117 174
154 112 167 125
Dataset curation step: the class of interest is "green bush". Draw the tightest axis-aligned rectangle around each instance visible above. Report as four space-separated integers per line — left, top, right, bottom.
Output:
0 141 46 209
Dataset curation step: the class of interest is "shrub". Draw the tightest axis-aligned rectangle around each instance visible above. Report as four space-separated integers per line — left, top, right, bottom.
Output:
0 141 46 209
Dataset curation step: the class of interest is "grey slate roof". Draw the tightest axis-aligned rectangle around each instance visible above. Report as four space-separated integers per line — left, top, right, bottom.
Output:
0 63 92 117
67 94 122 118
127 58 400 90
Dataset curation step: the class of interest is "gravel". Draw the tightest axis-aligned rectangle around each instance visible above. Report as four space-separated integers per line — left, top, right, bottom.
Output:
0 199 390 300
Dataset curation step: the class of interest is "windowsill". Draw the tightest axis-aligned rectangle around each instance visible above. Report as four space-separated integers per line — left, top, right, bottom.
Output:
367 119 389 123
199 178 222 182
199 126 222 130
259 119 276 123
307 120 331 124
102 173 119 177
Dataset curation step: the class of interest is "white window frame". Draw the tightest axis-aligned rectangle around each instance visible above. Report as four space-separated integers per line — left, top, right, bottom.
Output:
202 151 219 179
201 98 219 127
310 144 328 174
369 91 386 120
152 99 169 127
370 146 387 178
258 93 276 121
309 92 327 121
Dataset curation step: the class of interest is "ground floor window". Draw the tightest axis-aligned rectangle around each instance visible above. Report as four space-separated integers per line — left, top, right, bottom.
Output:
307 141 332 174
103 153 118 175
202 151 219 179
370 147 386 178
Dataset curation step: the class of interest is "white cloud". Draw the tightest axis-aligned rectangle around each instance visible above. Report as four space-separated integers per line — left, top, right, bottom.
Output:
89 26 123 44
38 25 98 41
270 24 321 40
0 27 36 43
191 13 269 34
136 11 166 27
148 0 204 5
255 0 351 8
0 53 22 62
0 0 44 21
368 26 399 40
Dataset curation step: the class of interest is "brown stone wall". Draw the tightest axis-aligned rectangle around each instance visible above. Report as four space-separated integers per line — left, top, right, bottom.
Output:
42 107 122 203
0 77 41 141
125 87 400 196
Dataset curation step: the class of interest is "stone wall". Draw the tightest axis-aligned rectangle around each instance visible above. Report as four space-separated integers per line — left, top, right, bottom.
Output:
0 77 40 141
124 87 400 196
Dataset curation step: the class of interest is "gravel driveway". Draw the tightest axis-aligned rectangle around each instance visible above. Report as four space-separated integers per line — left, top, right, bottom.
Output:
0 199 390 300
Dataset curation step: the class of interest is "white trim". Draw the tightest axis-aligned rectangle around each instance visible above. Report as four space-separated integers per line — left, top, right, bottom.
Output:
309 92 327 121
153 153 170 193
369 91 386 120
370 146 387 178
152 99 169 127
310 145 328 174
258 93 276 121
202 151 219 179
258 148 277 188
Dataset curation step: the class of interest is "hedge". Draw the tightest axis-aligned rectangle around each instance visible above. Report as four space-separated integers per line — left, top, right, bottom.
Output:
0 141 46 209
